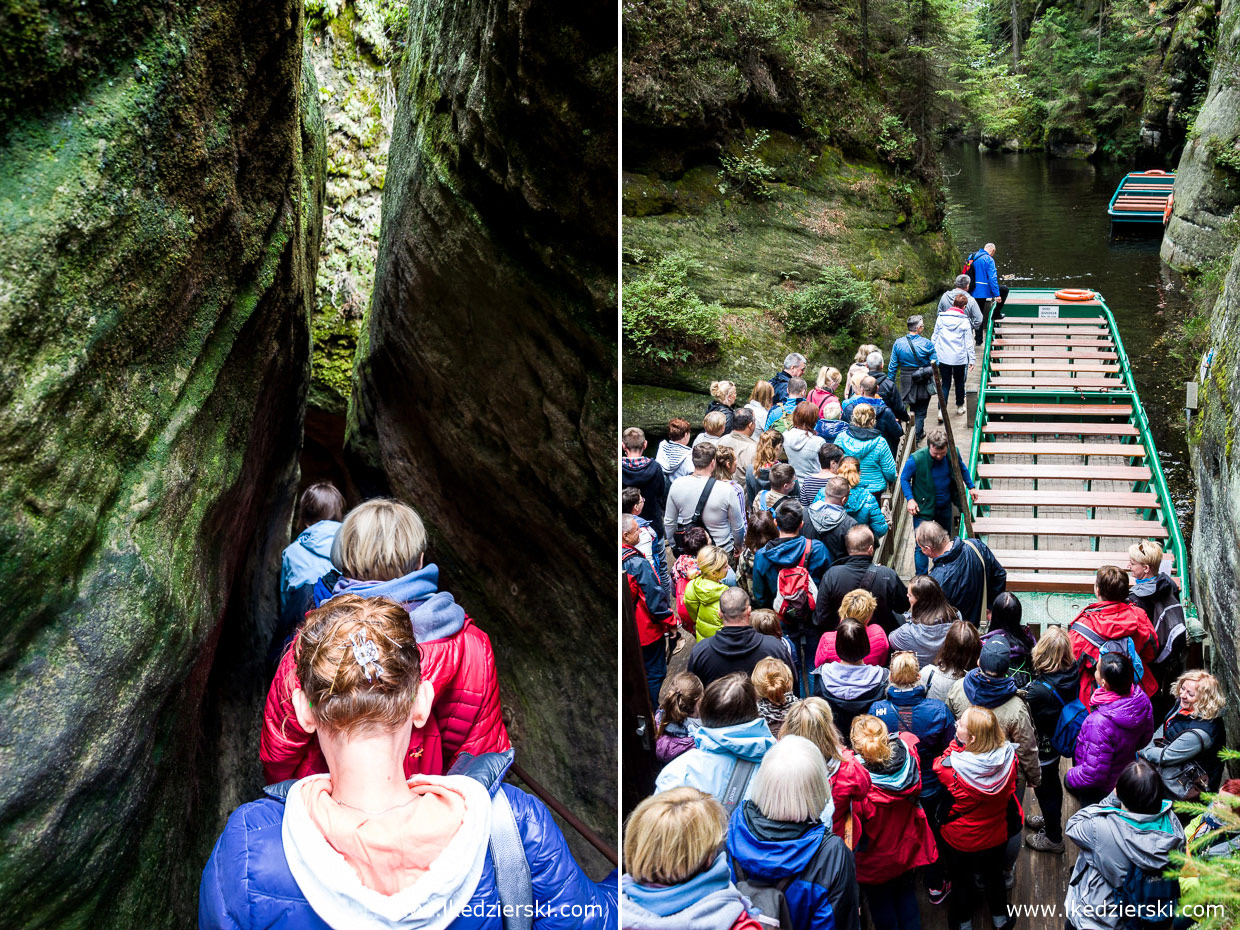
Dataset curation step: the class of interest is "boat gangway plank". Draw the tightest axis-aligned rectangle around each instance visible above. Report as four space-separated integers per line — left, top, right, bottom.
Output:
964 290 1192 620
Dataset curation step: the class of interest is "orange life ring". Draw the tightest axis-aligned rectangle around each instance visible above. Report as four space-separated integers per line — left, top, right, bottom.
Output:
1164 193 1174 225
1054 289 1095 301
1145 169 1167 175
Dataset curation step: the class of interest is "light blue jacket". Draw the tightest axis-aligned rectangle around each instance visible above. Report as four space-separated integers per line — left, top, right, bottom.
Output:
814 485 888 536
279 520 341 611
887 334 937 379
834 427 896 493
655 718 775 802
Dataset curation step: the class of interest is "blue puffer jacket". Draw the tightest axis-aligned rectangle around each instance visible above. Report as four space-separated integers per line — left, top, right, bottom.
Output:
927 537 1006 627
199 754 618 929
869 684 955 796
842 486 888 536
834 427 895 493
726 801 859 930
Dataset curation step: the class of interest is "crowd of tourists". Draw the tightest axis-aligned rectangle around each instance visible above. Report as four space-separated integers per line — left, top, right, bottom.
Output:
199 485 617 928
620 309 1227 929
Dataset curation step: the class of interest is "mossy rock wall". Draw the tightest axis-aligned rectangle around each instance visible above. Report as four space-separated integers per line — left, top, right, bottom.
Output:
1163 0 1240 270
305 0 401 415
1139 0 1218 160
347 0 617 872
0 4 325 927
623 134 954 433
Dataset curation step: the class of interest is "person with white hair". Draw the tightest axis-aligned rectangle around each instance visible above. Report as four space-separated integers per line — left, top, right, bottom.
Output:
725 735 861 930
938 273 983 333
770 352 808 403
963 242 1007 343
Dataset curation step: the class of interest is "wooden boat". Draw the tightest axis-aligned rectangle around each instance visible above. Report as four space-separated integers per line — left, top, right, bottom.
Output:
963 288 1194 627
1107 170 1175 225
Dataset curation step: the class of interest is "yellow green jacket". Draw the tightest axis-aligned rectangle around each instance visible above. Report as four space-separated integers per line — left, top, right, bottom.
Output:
684 576 729 640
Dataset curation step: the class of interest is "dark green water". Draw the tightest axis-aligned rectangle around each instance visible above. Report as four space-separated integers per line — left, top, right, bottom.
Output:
940 143 1196 539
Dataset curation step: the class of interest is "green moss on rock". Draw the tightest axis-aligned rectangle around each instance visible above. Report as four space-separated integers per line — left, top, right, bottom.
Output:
0 3 325 927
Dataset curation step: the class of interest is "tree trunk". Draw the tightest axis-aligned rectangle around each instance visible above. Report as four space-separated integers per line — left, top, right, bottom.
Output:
1011 0 1023 68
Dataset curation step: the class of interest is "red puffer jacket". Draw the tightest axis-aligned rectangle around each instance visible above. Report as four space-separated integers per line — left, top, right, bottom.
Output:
829 750 873 845
933 740 1020 853
260 567 510 782
1068 600 1158 704
854 732 938 884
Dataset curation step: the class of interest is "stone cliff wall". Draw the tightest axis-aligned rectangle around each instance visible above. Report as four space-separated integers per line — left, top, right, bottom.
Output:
347 0 617 870
0 3 325 926
1163 0 1240 270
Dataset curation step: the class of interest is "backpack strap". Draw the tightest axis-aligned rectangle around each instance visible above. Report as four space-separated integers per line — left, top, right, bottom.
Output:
800 539 812 568
720 758 759 815
1070 618 1106 650
691 477 717 525
447 750 533 930
962 539 988 628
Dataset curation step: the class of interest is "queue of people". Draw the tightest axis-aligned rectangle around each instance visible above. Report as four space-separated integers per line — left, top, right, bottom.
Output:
620 344 1218 930
201 485 617 928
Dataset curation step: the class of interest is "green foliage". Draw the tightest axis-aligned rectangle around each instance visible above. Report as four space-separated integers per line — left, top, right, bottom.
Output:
623 253 724 363
1170 748 1240 930
718 131 776 199
776 268 879 337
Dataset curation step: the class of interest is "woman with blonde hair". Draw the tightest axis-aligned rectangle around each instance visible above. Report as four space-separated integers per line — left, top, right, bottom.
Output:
713 446 746 512
744 380 775 442
260 499 508 783
752 657 799 736
835 403 896 504
814 589 890 667
845 345 879 399
204 596 615 929
706 380 739 434
1126 538 1187 714
684 545 732 640
725 736 861 930
808 366 843 415
933 705 1020 930
744 429 785 504
837 456 888 536
850 715 938 930
1024 625 1079 853
622 787 765 930
781 697 871 847
1139 669 1226 798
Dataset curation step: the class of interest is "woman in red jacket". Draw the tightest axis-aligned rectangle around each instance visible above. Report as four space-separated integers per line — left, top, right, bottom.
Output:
260 498 509 782
781 697 872 845
851 715 938 930
933 706 1020 930
1068 565 1159 704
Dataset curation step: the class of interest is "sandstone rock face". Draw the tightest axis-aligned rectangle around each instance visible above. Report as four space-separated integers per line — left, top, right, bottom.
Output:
347 0 616 869
1162 0 1240 270
1188 246 1240 742
0 4 324 926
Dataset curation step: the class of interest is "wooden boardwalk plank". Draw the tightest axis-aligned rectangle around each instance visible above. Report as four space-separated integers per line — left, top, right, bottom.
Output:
992 349 1118 359
973 517 1168 537
984 403 1132 416
974 490 1158 507
993 338 1114 347
993 549 1174 570
991 362 1121 373
981 422 1139 436
978 441 1146 457
988 377 1125 388
976 463 1151 480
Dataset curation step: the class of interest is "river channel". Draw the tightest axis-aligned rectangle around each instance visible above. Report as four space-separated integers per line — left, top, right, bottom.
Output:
939 143 1197 542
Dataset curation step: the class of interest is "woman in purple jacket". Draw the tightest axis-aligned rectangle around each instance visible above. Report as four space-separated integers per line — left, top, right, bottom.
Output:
1065 652 1155 807
200 595 616 929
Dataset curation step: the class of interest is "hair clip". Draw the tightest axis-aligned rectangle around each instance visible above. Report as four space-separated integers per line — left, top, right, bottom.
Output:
349 632 385 682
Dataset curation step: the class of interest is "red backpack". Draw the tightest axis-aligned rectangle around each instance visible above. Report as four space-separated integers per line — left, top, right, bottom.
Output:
773 540 818 636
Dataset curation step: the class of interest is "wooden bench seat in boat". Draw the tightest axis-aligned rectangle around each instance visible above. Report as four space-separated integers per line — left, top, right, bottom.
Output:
971 517 1168 537
977 441 1146 456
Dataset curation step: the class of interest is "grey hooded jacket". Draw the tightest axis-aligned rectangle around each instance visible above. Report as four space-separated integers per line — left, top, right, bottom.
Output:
1064 795 1186 930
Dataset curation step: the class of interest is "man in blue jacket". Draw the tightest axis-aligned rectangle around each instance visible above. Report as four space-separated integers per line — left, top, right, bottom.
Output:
966 242 1008 344
916 520 1006 628
888 315 938 444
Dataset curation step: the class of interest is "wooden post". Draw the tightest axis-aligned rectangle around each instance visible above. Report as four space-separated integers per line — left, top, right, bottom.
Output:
932 362 975 538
